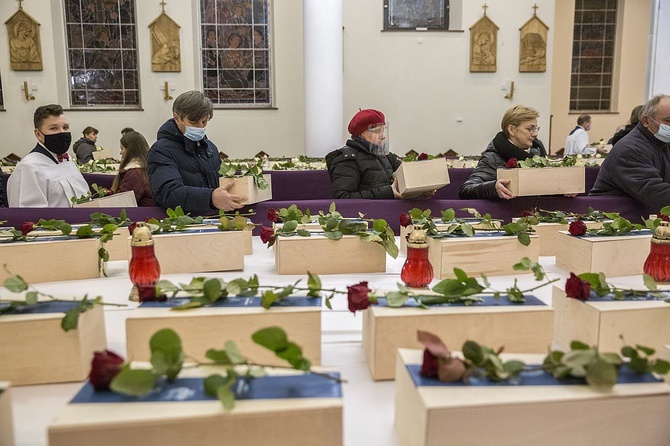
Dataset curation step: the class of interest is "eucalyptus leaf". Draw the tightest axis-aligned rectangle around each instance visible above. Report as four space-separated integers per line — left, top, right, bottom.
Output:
203 279 222 302
61 309 80 331
4 276 28 293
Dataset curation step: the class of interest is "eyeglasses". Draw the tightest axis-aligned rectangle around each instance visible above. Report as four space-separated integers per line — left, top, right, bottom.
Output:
523 126 540 133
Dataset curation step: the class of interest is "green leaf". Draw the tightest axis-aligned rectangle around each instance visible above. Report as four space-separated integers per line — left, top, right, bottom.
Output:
61 309 80 331
110 366 157 396
385 291 409 307
4 276 28 293
307 271 322 294
261 290 278 309
76 225 94 238
652 359 670 375
329 202 336 213
206 349 233 364
453 268 468 283
149 329 184 381
373 219 387 232
297 229 312 237
252 326 289 352
25 291 38 305
462 340 484 364
585 357 618 389
203 374 228 396
224 341 246 364
570 340 590 350
636 344 655 356
218 383 236 410
643 274 658 291
517 232 531 246
202 279 222 302
324 230 342 240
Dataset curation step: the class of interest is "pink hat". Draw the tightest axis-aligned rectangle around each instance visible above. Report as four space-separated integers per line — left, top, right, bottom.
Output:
348 109 386 136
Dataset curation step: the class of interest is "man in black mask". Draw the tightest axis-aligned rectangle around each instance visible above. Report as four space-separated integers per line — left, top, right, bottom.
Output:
7 104 89 207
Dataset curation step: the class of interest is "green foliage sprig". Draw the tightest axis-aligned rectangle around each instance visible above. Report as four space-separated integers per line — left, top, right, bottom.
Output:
1 268 124 331
145 206 204 232
523 207 615 224
219 157 269 190
77 159 119 173
407 208 501 239
574 271 663 300
107 327 341 410
516 155 578 168
584 215 645 236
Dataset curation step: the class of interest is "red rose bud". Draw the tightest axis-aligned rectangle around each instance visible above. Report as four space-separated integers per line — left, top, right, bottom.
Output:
568 220 587 236
267 208 280 223
128 222 137 236
347 281 372 313
89 350 124 391
660 214 669 222
420 348 439 378
260 226 276 246
399 213 412 228
505 158 518 168
565 273 591 300
520 210 535 218
20 221 35 236
418 153 428 161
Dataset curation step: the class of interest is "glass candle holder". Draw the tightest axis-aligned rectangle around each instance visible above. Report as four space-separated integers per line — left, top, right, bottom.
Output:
643 221 670 282
401 225 434 288
128 222 161 301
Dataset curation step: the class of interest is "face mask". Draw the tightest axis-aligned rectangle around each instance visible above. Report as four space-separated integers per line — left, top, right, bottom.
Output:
41 131 72 155
650 117 670 143
184 125 206 142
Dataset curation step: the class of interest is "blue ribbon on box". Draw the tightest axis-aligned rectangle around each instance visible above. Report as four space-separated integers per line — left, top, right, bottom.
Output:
377 294 546 308
407 364 662 387
0 300 81 315
585 291 670 302
70 373 342 404
140 295 322 308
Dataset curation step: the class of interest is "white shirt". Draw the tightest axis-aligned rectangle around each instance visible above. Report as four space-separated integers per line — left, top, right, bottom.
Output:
7 148 90 207
564 126 595 156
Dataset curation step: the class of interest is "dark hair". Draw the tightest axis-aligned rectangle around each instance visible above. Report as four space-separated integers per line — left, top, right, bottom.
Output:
227 32 243 47
83 126 98 136
577 114 591 126
121 127 135 135
33 104 64 129
172 90 214 122
111 131 150 193
629 105 643 126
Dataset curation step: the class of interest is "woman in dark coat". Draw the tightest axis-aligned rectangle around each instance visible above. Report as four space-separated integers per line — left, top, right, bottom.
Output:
111 131 154 206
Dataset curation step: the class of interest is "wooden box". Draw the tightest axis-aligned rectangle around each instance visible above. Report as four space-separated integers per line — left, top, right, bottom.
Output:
394 349 670 446
126 297 321 366
363 296 552 380
396 159 450 198
91 148 114 160
428 233 539 279
191 219 253 255
274 234 386 275
0 382 14 446
219 175 272 204
555 230 651 276
48 366 342 446
0 237 101 283
0 305 106 385
150 229 245 275
74 191 138 208
400 219 501 254
552 286 670 352
496 166 585 196
512 219 605 256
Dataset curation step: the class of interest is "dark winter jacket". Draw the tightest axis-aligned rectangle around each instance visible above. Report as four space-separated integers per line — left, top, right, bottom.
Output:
590 122 670 211
116 165 154 207
458 132 547 199
73 137 96 164
325 137 402 199
147 119 221 215
608 123 636 146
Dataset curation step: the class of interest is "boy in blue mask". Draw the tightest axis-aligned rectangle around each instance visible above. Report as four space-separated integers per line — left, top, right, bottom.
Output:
7 104 89 207
590 94 670 212
148 90 244 214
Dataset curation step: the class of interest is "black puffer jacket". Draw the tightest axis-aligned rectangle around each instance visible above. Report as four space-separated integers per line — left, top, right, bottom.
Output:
325 137 402 199
73 137 96 164
458 132 547 199
147 119 221 215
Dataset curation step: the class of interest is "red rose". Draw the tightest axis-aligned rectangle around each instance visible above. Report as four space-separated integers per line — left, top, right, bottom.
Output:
260 226 276 246
660 214 669 222
565 273 591 300
418 153 429 161
568 220 587 236
20 221 35 236
520 210 535 218
128 222 137 235
267 208 280 223
347 281 372 313
505 158 518 168
420 348 439 378
89 349 124 391
399 213 412 228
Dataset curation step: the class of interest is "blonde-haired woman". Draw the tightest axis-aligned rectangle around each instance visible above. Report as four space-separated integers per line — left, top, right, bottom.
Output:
459 105 546 199
111 131 154 206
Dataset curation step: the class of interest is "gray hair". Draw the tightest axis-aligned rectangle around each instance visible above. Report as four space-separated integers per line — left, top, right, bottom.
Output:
172 91 214 122
639 94 670 121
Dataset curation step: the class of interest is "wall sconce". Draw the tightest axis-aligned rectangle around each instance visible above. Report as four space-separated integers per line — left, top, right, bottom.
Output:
161 81 174 101
503 81 515 100
23 81 36 101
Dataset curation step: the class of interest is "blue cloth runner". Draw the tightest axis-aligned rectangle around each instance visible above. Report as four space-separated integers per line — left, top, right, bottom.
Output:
577 229 651 238
140 295 322 308
431 231 511 239
585 291 670 301
0 300 81 315
70 373 342 404
377 294 546 308
407 364 661 387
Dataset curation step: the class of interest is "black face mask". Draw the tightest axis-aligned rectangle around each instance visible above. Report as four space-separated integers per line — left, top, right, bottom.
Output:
41 131 72 155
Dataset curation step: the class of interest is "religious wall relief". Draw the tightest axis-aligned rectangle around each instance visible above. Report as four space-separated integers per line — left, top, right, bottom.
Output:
5 3 42 71
519 5 549 73
469 5 498 73
149 2 181 72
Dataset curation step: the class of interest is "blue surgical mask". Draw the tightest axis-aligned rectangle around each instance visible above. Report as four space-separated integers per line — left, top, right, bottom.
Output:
184 125 206 142
649 117 670 143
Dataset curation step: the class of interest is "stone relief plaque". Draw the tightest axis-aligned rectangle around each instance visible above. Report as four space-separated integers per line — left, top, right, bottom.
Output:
5 6 42 71
149 11 181 72
519 6 549 73
469 6 498 73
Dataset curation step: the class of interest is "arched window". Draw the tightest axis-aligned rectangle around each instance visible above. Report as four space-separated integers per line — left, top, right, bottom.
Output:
64 0 140 108
199 0 272 107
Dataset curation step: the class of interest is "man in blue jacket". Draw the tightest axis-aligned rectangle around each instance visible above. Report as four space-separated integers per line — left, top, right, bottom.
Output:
148 90 244 215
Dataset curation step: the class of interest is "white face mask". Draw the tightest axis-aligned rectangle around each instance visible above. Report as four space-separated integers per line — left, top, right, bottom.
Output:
649 117 670 143
184 125 206 141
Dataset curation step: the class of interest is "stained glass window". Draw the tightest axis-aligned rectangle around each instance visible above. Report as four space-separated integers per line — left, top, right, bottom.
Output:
384 0 451 30
569 0 617 111
200 0 272 107
64 0 140 108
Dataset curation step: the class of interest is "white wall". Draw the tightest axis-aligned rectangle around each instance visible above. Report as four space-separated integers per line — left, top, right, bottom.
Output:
0 0 305 159
648 0 670 97
342 0 555 156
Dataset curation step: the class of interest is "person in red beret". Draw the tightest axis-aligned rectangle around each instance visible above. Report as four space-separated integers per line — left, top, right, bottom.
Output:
325 109 404 199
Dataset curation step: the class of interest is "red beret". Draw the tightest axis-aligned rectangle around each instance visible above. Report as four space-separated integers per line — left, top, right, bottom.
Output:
348 109 386 136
